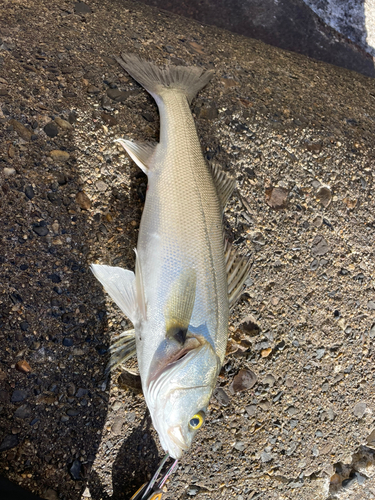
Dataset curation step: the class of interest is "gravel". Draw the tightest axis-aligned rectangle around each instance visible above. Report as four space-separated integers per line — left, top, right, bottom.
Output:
1 0 375 499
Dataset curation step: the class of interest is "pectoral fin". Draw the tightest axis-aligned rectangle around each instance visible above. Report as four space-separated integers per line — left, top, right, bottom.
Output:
115 138 157 174
165 269 197 344
106 329 137 374
91 263 146 324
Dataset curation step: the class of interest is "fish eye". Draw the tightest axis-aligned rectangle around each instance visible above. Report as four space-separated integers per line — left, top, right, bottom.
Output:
189 411 205 430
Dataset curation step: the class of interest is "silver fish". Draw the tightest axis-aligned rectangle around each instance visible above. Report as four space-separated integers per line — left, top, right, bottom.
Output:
91 55 250 459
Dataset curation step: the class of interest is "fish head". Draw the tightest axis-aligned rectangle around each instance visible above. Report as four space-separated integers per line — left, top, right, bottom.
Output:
145 337 221 459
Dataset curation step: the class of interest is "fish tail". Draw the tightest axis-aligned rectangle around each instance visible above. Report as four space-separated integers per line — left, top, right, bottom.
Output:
115 54 214 104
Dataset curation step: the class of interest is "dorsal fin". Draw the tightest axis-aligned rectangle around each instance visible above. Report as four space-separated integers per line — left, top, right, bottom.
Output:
115 138 157 174
164 268 197 344
224 240 252 307
210 164 236 210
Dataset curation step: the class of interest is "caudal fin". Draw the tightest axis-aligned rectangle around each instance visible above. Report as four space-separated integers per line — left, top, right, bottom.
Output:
114 54 214 104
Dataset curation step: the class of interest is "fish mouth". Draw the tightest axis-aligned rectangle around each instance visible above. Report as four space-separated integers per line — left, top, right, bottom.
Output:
167 426 189 452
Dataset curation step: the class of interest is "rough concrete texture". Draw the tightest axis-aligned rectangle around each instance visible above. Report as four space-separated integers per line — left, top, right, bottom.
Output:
303 0 375 58
137 0 375 78
1 0 375 499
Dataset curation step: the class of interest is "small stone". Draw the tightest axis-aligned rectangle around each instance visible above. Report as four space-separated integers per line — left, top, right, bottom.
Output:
87 85 100 94
11 389 28 402
248 231 265 245
353 402 366 418
287 406 297 416
366 429 375 448
14 404 31 419
245 404 257 416
213 388 230 406
367 301 375 310
312 215 323 227
310 259 319 271
265 186 289 209
55 117 73 130
187 485 200 496
316 186 332 208
69 459 82 480
304 140 322 153
9 119 32 141
74 2 92 14
0 434 19 452
234 441 245 451
76 388 87 398
261 348 272 357
63 338 74 347
260 451 273 462
44 122 59 137
76 191 91 209
33 224 49 237
343 197 357 209
49 150 70 162
258 400 270 410
316 348 325 360
263 374 275 386
95 180 108 192
3 167 16 177
24 185 35 200
15 360 31 373
107 88 130 101
101 112 118 126
67 409 79 416
231 369 257 393
20 321 29 331
198 105 218 120
311 235 330 256
42 489 59 500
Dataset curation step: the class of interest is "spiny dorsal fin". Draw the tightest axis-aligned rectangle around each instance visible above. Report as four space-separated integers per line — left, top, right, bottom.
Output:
105 329 136 374
224 240 252 308
164 269 197 344
115 138 157 174
210 163 236 210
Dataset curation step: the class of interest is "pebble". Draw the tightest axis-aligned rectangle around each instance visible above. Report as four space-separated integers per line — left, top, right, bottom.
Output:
33 224 49 236
24 185 35 200
44 122 59 138
265 186 289 209
69 459 82 480
74 1 92 14
316 186 332 208
187 485 200 496
213 387 230 406
197 105 218 120
311 235 330 256
353 402 366 418
234 441 245 451
95 180 108 192
63 338 74 347
245 404 257 416
76 191 91 209
107 88 130 101
11 389 28 402
0 434 19 452
9 119 32 141
3 167 16 177
248 231 265 246
263 374 275 386
42 489 59 500
49 150 70 162
231 369 257 393
14 404 31 419
15 360 31 373
87 85 100 94
260 451 273 462
67 409 79 416
367 301 375 310
55 117 73 130
101 112 118 126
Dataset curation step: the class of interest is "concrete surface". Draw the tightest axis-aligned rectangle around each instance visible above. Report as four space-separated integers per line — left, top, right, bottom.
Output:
1 0 375 499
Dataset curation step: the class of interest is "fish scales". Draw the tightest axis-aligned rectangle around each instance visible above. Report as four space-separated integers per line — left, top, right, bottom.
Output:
91 55 250 459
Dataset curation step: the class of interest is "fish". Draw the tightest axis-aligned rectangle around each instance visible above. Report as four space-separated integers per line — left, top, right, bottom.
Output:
91 54 250 459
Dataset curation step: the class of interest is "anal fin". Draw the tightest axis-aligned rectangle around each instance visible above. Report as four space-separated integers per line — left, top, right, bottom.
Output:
225 240 252 308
